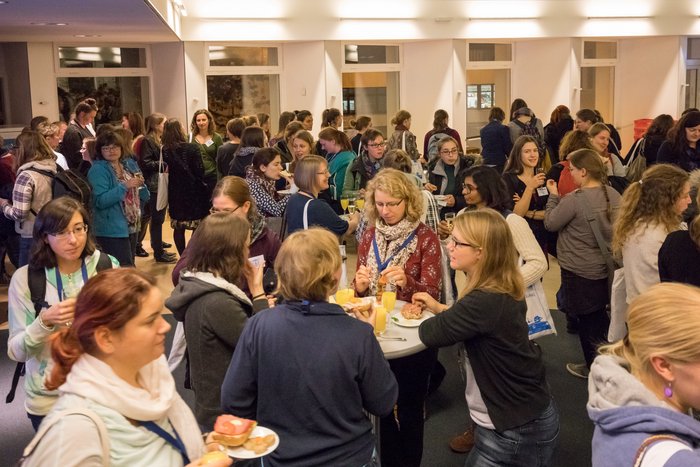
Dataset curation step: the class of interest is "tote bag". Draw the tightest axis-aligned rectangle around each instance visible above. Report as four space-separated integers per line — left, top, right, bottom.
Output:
156 147 169 211
525 280 557 339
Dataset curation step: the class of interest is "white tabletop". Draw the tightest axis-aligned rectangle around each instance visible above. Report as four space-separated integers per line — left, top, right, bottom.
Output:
379 300 429 360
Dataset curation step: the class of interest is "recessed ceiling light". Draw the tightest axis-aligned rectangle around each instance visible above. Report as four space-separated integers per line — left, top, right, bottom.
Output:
52 22 68 26
31 22 48 26
0 1 10 4
74 34 102 38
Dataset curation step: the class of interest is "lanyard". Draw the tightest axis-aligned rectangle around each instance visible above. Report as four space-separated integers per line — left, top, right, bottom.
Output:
55 260 88 301
372 230 417 273
140 420 190 465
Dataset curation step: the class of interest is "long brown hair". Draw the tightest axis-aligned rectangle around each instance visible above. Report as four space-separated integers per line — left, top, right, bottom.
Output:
568 149 613 221
318 127 351 152
612 164 688 256
46 269 157 390
185 213 251 285
211 176 259 223
15 131 55 170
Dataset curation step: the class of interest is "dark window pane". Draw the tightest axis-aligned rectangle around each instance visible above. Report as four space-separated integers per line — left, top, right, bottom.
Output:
208 46 278 67
344 45 400 64
58 47 147 68
206 74 280 134
56 76 148 125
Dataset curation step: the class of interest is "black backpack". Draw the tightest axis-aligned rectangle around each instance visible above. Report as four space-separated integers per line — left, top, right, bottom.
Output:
27 166 92 214
5 252 112 403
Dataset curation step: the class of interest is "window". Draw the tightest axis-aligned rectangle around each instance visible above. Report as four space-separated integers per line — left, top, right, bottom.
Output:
55 45 151 125
467 84 494 110
468 43 512 62
58 46 148 69
580 66 614 123
583 41 617 60
344 45 400 65
208 46 279 67
205 45 282 134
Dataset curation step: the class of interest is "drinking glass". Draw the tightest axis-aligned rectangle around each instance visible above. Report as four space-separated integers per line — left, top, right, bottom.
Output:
445 212 456 231
340 195 349 214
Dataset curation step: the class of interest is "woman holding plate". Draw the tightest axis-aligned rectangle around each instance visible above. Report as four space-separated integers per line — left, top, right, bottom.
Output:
353 168 441 467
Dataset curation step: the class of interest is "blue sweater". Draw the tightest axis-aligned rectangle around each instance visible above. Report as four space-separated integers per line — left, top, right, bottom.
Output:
87 159 149 238
221 300 398 467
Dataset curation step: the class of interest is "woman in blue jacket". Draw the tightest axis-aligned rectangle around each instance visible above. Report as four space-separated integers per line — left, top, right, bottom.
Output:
479 107 512 173
88 131 149 266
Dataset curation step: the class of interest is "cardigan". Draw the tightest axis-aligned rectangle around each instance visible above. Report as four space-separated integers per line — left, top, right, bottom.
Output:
163 143 210 222
355 222 442 301
419 290 551 432
2 159 56 237
659 229 700 287
88 159 149 238
622 223 676 304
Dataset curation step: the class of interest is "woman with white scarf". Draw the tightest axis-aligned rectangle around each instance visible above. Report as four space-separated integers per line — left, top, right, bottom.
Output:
21 268 230 467
353 168 441 467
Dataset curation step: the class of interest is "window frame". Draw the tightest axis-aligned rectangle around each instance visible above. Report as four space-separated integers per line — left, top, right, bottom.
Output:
581 40 618 67
340 42 402 73
466 41 514 70
54 44 152 78
467 84 495 110
204 42 283 75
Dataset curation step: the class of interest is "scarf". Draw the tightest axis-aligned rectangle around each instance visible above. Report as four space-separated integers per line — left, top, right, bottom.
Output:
250 211 266 244
116 163 140 227
245 166 280 202
361 153 382 180
60 354 203 461
182 270 252 306
365 218 420 296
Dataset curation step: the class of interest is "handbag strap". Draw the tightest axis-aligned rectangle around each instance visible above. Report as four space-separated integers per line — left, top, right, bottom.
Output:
633 434 690 467
302 198 313 230
158 145 164 173
21 407 110 466
574 190 617 274
401 131 407 152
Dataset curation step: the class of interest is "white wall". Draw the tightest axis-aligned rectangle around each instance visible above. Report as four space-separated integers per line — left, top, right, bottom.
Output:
512 38 574 123
403 40 455 152
183 41 207 123
151 42 187 122
282 41 326 134
616 36 683 149
324 41 343 128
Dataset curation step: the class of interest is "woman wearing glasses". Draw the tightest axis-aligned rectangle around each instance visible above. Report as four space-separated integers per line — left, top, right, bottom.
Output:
7 197 118 430
286 156 360 237
414 209 559 467
88 131 148 267
161 118 210 255
425 136 474 220
353 168 441 467
343 128 386 195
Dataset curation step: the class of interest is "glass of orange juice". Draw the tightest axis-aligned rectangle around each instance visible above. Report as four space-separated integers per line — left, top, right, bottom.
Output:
382 283 397 312
374 304 387 335
356 198 365 210
336 288 354 305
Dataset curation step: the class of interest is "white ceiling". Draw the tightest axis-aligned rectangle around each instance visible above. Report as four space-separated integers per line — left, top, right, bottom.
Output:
0 0 177 42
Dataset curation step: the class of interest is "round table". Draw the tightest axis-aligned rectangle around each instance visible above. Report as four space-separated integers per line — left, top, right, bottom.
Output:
378 300 429 359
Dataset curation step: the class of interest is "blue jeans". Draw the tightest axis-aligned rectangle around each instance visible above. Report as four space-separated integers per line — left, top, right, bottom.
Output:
19 236 33 267
465 400 559 467
28 412 44 432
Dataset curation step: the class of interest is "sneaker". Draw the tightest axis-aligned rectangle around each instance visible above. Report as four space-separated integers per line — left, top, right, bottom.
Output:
449 428 475 453
154 252 177 263
566 362 589 379
135 246 149 258
162 242 173 249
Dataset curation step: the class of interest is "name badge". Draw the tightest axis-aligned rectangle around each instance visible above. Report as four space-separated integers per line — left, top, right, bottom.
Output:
537 187 549 197
205 139 214 147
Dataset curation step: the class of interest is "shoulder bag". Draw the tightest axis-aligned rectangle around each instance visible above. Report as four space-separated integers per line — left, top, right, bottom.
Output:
156 146 169 211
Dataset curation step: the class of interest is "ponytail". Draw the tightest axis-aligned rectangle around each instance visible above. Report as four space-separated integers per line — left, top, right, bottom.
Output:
46 328 84 390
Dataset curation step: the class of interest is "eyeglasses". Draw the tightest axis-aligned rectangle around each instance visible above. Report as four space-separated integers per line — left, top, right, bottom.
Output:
50 224 88 240
440 148 459 156
368 142 387 148
375 199 404 209
100 145 120 153
462 183 476 193
210 206 240 214
447 236 478 249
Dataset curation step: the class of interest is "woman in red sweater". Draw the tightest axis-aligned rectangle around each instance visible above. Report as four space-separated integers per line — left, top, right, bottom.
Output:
353 168 441 467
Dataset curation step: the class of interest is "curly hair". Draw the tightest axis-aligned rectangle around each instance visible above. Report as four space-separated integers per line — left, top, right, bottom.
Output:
612 164 689 256
190 109 216 136
364 168 424 224
558 130 595 161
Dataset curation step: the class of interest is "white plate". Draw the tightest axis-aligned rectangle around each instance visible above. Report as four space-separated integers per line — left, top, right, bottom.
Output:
277 189 293 195
225 425 279 459
391 310 432 327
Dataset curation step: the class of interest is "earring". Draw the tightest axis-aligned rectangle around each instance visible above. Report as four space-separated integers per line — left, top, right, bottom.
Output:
664 382 673 398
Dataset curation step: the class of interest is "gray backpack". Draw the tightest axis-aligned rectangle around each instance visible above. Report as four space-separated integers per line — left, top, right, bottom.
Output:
427 132 449 161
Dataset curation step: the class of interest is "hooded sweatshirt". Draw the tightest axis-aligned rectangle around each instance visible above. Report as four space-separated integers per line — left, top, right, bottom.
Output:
165 271 267 428
587 354 700 466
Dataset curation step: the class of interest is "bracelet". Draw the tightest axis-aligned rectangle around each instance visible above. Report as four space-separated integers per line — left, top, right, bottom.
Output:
252 293 266 300
37 312 55 332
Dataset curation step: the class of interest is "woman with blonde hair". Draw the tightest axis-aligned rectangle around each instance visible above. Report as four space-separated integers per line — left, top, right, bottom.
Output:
545 149 622 378
285 156 360 237
289 129 316 174
353 168 441 467
21 268 231 467
414 209 559 467
386 109 421 162
221 227 397 466
588 282 700 466
613 164 691 304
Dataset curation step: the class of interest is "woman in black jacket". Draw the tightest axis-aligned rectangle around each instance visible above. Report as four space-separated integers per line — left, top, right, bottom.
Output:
162 118 210 255
413 209 559 467
425 136 474 219
657 110 700 172
165 213 268 430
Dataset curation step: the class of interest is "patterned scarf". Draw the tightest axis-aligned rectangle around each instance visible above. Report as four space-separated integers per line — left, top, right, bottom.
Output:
250 210 266 243
362 152 382 180
365 217 420 296
117 164 140 227
246 165 281 201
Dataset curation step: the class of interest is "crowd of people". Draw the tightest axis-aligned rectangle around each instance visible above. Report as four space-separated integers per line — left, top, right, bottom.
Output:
4 99 700 466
